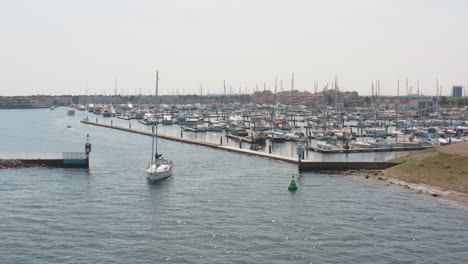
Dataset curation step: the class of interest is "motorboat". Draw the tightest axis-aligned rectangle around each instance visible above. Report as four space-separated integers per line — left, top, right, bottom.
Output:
269 130 287 143
315 140 341 151
231 128 249 137
208 121 226 132
367 138 391 149
195 123 208 132
162 115 173 125
102 108 112 117
285 131 306 142
67 105 76 116
352 141 373 149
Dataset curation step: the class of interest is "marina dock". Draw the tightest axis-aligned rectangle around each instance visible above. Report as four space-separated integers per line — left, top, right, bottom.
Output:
80 120 403 172
307 145 433 154
81 120 298 164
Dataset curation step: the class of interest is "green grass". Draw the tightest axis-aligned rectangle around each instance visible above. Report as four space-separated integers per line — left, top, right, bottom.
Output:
388 149 468 193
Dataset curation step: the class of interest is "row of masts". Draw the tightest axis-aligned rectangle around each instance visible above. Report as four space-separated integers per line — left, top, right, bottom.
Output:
76 74 467 98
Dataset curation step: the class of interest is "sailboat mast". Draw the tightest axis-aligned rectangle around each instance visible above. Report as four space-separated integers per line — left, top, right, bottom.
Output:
272 77 277 126
271 77 278 150
436 79 439 111
150 125 155 165
155 71 159 159
200 82 203 110
396 80 399 142
223 80 227 122
291 73 294 106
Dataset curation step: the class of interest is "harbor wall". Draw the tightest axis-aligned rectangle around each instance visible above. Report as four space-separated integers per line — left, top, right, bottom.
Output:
0 159 89 169
299 161 400 172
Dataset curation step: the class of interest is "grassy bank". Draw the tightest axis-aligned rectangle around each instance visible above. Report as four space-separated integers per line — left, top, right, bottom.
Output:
387 148 468 194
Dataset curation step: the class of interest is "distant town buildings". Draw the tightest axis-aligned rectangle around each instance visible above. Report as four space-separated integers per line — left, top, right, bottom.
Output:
0 96 50 109
373 96 435 110
0 86 466 110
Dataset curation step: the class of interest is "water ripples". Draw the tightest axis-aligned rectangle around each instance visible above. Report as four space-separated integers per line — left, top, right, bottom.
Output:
1 109 468 263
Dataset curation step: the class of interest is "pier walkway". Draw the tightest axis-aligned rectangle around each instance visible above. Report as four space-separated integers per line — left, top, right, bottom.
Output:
81 120 298 164
81 120 402 172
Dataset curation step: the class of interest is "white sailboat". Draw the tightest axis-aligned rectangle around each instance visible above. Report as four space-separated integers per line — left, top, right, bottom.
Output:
146 71 173 181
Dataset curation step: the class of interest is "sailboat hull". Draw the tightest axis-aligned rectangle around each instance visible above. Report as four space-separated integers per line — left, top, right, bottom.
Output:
146 164 173 181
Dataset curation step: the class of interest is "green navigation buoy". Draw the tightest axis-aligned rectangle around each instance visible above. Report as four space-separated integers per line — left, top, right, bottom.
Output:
288 175 298 191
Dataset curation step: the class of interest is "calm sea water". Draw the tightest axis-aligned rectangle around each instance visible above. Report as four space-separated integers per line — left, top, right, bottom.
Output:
1 108 467 263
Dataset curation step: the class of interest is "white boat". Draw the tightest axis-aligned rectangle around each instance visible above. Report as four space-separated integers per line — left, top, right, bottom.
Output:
208 121 226 131
141 113 157 125
181 118 199 132
146 71 173 182
389 130 404 137
102 108 112 117
315 140 341 150
285 131 306 142
269 130 287 143
365 128 386 137
67 105 76 116
367 138 391 149
162 115 173 125
196 123 208 132
253 120 270 131
229 115 243 123
391 140 422 148
352 141 373 149
146 158 173 181
77 104 86 111
335 131 352 140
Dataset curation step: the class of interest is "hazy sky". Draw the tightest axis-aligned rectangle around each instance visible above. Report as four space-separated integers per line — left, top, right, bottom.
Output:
1 0 467 96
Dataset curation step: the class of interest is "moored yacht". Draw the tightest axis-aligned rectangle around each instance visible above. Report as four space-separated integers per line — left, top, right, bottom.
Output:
315 140 341 150
102 108 112 117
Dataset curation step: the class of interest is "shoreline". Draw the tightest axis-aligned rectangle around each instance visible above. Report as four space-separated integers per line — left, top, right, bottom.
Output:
346 169 468 208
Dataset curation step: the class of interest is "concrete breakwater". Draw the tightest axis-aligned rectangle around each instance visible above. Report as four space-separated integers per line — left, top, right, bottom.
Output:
0 159 46 169
81 120 401 172
0 140 91 170
0 158 90 169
